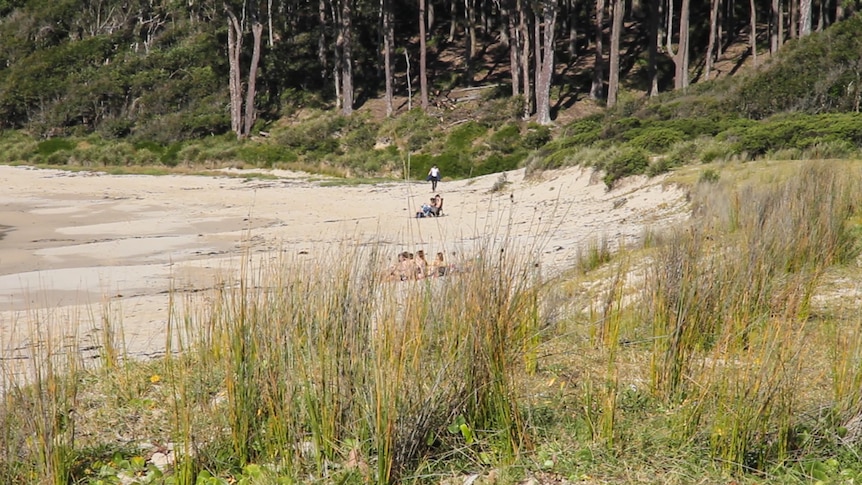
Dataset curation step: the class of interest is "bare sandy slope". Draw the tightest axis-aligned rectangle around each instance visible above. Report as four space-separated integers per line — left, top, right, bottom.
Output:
0 165 688 360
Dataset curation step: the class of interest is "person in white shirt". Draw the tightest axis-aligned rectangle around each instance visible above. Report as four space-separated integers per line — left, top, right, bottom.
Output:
427 165 441 191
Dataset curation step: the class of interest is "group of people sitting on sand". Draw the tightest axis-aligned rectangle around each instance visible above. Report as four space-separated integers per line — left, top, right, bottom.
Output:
416 194 443 218
386 249 449 281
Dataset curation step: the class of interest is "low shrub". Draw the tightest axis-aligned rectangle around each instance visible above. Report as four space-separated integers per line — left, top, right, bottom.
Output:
698 139 739 163
803 139 858 160
408 130 433 152
664 139 701 166
342 118 380 152
489 124 522 153
535 146 577 171
602 148 648 189
160 143 183 167
237 143 298 168
476 95 524 126
699 168 720 183
37 138 75 156
276 115 342 153
445 121 487 151
476 150 526 176
522 123 552 150
627 127 685 153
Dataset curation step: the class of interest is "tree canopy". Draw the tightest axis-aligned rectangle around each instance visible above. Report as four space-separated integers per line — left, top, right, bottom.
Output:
0 0 860 141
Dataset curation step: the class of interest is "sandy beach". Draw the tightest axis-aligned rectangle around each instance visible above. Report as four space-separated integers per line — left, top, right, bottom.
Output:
0 164 688 359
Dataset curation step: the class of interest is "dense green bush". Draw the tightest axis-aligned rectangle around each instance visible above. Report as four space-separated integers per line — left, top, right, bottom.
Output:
475 95 524 126
602 116 642 140
237 143 298 168
160 143 183 167
275 115 342 154
475 150 526 176
522 123 552 149
627 127 685 153
488 124 522 153
388 108 439 143
735 14 862 117
36 138 75 156
718 114 862 157
446 121 487 151
341 117 380 152
602 148 648 189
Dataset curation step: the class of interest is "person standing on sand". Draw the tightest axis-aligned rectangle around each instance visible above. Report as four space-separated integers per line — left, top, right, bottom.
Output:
427 165 441 191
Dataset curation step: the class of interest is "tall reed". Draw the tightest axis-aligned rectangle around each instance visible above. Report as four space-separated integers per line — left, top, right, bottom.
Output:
3 309 84 485
174 238 541 482
641 161 862 471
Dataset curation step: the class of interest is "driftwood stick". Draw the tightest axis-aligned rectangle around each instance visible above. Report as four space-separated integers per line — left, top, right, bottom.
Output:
449 84 502 94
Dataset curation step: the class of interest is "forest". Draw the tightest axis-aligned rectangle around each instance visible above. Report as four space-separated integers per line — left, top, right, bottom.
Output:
0 0 860 144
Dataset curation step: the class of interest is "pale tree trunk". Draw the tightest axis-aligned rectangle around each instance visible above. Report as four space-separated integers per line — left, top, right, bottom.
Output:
465 0 475 84
340 0 354 115
267 0 273 47
817 0 827 32
567 0 578 56
790 0 798 38
705 0 720 80
319 0 328 83
534 9 540 101
242 20 263 136
799 0 811 37
449 0 457 41
499 3 510 46
383 0 394 116
648 0 658 96
717 0 724 56
799 0 812 36
520 1 532 118
226 8 243 136
331 0 342 109
505 0 521 97
419 0 429 110
607 0 623 107
771 0 780 53
428 0 435 27
466 0 477 58
779 0 784 44
670 0 691 90
590 0 605 99
749 0 757 67
665 0 674 53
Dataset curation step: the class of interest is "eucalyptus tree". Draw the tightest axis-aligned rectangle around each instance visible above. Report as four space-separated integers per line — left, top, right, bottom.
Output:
382 0 395 116
519 0 532 117
534 0 557 123
669 0 690 90
703 0 720 80
225 0 264 137
749 0 757 67
799 0 812 35
419 0 429 110
589 0 604 99
647 0 658 95
501 0 523 97
335 0 355 114
606 0 622 106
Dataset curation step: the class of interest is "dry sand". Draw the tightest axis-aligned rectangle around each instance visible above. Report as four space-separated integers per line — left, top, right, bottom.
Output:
0 164 689 360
